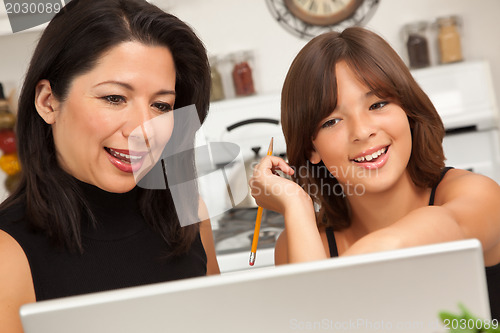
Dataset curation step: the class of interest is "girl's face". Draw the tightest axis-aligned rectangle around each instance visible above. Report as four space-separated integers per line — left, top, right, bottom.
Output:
49 41 176 193
309 61 412 195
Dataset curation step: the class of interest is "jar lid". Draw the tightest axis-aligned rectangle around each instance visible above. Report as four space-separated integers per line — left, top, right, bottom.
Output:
403 21 429 32
436 15 461 27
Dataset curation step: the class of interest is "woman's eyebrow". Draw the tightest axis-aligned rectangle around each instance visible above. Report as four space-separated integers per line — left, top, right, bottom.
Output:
93 80 176 96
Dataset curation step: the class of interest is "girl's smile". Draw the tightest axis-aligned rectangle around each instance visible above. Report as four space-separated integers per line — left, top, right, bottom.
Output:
350 145 390 169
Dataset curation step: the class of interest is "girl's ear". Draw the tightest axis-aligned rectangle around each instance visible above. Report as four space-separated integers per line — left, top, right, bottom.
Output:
309 148 322 164
34 80 59 124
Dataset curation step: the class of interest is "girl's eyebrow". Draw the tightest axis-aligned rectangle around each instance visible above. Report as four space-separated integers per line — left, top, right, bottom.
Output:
365 88 387 99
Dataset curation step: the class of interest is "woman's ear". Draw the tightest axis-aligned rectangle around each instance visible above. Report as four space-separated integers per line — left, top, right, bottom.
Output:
34 79 59 124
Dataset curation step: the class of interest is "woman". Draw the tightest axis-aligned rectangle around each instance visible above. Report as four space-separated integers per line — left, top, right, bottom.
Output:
250 27 500 319
0 0 219 331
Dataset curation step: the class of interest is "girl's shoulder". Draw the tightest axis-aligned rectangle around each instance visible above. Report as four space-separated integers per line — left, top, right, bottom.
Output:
434 168 500 205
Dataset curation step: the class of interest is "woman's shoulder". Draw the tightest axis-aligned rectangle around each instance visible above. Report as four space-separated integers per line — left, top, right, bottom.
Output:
0 201 36 331
0 227 36 332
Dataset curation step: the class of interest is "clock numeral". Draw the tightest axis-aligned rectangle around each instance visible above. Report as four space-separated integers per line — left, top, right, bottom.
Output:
323 2 332 13
328 0 347 11
309 0 318 13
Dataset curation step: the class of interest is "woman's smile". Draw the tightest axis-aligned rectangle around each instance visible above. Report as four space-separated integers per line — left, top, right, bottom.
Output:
104 147 148 173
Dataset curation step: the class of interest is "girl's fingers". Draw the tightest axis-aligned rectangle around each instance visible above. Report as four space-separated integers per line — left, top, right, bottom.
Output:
256 156 294 177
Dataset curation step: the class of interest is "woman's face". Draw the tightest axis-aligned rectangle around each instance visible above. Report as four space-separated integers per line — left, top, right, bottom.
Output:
49 41 176 193
309 61 412 195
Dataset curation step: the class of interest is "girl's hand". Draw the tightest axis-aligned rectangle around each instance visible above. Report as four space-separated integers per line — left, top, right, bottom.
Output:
249 155 310 215
250 156 326 264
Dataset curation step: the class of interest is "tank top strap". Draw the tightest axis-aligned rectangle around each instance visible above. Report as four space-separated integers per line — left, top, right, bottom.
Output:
428 167 454 206
325 227 339 258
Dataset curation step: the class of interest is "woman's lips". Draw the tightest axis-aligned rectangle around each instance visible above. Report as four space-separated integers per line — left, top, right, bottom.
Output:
105 147 147 173
351 145 390 170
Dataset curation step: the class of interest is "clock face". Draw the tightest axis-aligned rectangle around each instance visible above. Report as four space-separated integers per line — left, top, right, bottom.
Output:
266 0 379 39
285 0 363 26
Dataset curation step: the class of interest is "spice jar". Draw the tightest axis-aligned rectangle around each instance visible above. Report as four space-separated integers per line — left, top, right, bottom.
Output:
0 83 21 192
231 51 255 97
0 83 9 113
209 56 225 102
402 21 430 69
436 16 463 64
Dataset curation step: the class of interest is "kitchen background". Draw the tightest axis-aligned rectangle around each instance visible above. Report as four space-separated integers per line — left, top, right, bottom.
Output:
0 0 499 272
1 0 500 108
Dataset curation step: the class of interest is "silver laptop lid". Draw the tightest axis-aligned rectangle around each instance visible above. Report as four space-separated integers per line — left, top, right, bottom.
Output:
21 239 490 333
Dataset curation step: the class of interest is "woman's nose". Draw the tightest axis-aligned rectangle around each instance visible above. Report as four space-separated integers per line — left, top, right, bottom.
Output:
122 105 155 140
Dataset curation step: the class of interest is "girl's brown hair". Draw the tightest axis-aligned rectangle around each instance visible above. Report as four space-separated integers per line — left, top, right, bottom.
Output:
281 27 445 230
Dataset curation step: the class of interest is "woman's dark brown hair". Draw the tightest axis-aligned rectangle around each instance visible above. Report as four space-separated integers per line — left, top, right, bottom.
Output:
281 27 445 230
0 0 210 255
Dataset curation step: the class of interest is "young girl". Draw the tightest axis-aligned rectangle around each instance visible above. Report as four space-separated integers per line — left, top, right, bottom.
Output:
250 27 500 319
0 0 218 331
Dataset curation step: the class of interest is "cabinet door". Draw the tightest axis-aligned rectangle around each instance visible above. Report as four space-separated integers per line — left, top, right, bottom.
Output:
443 129 500 184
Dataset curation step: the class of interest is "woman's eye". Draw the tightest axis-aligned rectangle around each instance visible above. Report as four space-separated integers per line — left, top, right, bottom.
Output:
369 101 388 110
321 118 341 128
102 95 125 105
152 102 173 113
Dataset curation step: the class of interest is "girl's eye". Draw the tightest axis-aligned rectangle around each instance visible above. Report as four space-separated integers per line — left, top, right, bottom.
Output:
369 101 389 110
321 118 341 129
152 102 173 113
102 95 125 105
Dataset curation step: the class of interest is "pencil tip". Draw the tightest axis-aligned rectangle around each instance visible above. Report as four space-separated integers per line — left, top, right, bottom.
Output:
268 137 274 154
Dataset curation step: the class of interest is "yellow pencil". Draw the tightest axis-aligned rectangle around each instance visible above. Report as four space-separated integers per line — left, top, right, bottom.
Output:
249 137 273 266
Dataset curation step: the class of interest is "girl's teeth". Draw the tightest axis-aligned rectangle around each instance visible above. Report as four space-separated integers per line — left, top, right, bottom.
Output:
354 147 386 162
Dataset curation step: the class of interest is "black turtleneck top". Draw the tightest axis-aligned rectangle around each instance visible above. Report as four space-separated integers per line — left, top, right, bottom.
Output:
0 180 207 301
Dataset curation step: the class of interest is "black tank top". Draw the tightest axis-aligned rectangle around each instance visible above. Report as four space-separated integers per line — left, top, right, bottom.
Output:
324 167 500 319
0 180 207 301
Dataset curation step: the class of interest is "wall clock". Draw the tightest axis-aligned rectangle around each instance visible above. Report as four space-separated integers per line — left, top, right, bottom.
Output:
266 0 380 39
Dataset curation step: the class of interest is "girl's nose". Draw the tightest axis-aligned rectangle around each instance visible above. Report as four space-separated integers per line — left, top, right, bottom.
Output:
349 111 377 142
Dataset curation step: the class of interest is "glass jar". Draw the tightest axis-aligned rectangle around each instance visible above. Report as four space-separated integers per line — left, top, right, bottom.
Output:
402 21 430 69
231 51 255 97
0 83 9 113
436 16 463 64
209 57 225 102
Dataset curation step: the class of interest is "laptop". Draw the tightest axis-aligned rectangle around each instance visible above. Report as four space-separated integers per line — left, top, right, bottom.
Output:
20 239 490 333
